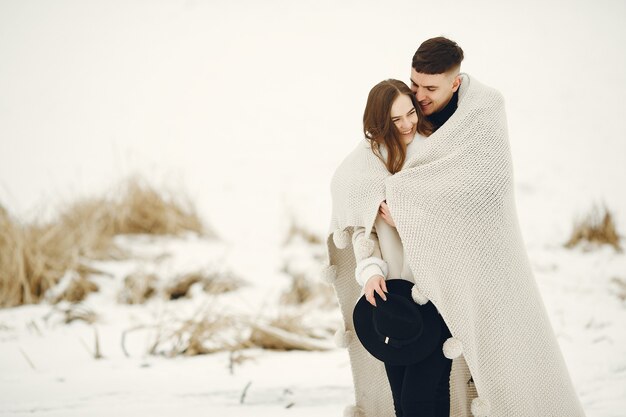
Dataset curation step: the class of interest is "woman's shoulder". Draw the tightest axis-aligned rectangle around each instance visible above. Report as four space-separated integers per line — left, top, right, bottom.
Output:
331 139 384 189
336 138 375 167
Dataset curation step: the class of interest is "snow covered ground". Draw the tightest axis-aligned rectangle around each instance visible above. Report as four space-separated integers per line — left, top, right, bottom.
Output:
0 233 625 416
1 0 625 416
0 233 353 417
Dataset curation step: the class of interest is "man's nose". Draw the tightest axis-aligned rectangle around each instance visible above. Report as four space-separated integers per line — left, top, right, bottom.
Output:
416 89 426 102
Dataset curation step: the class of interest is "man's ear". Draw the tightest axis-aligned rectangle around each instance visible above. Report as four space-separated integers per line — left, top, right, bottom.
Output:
452 74 461 92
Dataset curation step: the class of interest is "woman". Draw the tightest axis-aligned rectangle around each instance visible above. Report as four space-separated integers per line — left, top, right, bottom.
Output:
325 74 586 417
354 79 452 417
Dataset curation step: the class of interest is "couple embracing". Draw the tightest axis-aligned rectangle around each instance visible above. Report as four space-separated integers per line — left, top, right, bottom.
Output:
324 37 586 417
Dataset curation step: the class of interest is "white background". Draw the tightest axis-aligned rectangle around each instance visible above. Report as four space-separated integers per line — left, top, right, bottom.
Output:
1 1 625 416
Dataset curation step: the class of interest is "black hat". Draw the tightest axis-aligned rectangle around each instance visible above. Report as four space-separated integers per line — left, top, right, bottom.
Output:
352 279 442 366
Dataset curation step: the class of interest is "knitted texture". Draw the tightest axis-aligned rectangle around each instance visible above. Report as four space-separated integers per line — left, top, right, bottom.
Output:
326 74 586 416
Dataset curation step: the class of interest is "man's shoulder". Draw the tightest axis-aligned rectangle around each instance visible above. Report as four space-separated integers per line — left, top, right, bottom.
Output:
461 73 503 96
459 73 505 107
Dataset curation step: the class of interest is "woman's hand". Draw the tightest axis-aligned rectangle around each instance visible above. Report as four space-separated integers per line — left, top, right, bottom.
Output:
379 201 396 228
364 275 388 307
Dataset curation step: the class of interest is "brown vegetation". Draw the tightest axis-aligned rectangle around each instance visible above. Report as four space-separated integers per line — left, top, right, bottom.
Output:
248 309 335 351
145 304 252 357
45 303 99 324
118 272 158 305
0 177 210 308
164 272 203 300
164 269 247 300
609 277 626 302
139 302 335 358
282 214 323 246
52 275 100 304
279 270 337 310
118 268 247 305
565 203 621 251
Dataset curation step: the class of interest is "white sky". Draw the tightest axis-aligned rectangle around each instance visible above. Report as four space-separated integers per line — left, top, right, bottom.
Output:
1 0 625 243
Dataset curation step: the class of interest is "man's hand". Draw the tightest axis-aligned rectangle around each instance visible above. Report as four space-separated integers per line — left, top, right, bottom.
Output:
379 201 396 228
364 275 388 307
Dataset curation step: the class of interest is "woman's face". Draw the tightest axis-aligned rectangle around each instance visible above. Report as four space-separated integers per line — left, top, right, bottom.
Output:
390 94 418 144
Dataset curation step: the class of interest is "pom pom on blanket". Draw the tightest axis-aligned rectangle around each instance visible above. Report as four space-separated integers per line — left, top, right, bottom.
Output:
411 285 429 305
354 236 375 260
443 337 463 359
343 404 364 417
320 264 337 284
333 229 351 249
471 396 491 416
334 328 353 348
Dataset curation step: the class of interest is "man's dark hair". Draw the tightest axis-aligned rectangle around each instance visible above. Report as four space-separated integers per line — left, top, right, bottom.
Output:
412 37 464 74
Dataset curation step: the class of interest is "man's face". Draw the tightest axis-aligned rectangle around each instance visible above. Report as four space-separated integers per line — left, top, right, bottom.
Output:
410 68 461 116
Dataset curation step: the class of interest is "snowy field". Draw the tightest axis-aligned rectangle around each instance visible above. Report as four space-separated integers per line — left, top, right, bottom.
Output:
1 0 625 416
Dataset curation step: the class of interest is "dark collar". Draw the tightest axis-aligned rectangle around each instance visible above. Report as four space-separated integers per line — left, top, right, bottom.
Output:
427 90 459 131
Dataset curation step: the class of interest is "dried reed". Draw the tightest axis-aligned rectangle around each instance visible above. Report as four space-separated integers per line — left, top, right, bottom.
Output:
164 273 203 300
164 269 246 300
279 268 338 310
248 309 334 351
0 207 79 307
52 275 99 304
109 178 207 236
610 277 626 302
1 177 210 308
228 350 255 374
118 272 158 304
202 269 247 294
282 215 323 246
149 306 252 357
143 301 335 357
565 203 621 251
45 304 99 324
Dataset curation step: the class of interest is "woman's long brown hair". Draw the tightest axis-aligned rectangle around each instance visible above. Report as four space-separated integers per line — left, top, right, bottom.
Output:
363 79 432 174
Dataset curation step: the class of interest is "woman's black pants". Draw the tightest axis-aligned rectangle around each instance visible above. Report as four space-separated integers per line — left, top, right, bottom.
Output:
383 309 453 417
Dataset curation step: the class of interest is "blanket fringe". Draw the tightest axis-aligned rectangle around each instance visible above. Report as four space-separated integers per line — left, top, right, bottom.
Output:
471 396 491 416
354 236 375 260
443 337 463 359
411 284 429 305
334 327 354 348
343 404 364 417
333 229 351 249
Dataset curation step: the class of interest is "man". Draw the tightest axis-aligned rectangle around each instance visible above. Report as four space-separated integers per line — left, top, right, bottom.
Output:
410 37 464 131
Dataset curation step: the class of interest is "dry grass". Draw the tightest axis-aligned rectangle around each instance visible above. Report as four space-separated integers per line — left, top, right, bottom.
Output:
109 179 207 236
119 268 247 304
147 305 253 357
118 272 158 305
282 214 323 246
45 304 99 325
279 268 338 310
609 277 626 302
1 207 82 307
202 269 247 294
248 309 334 351
142 302 335 358
52 275 99 304
164 269 247 300
0 177 210 308
565 203 621 251
228 350 256 374
164 273 203 300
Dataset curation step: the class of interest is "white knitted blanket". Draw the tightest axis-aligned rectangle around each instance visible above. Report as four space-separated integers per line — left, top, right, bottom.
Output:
324 74 586 417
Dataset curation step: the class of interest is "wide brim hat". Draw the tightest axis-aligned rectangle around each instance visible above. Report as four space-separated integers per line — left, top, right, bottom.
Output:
353 279 442 366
